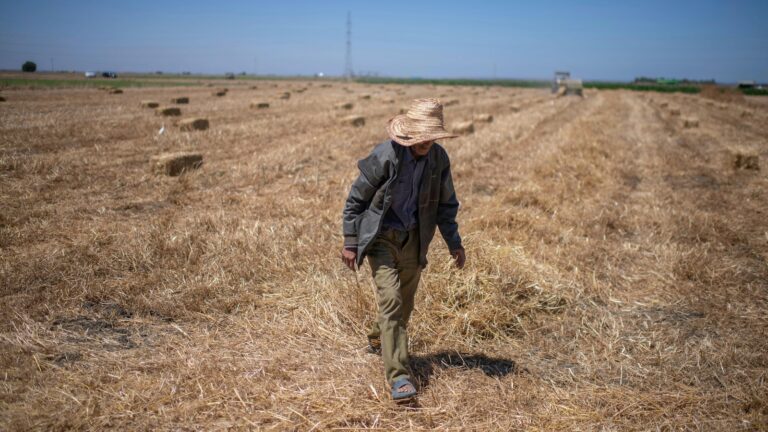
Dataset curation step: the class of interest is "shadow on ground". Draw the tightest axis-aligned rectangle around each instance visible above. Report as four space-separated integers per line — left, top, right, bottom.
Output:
410 351 518 388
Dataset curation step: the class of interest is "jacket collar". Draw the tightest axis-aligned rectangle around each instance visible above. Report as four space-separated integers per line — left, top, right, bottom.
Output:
391 140 434 173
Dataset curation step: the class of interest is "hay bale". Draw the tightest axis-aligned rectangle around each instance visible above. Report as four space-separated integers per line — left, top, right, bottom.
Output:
451 121 475 135
150 152 203 176
250 101 270 109
109 88 123 94
444 99 460 106
683 117 699 128
179 118 210 131
730 151 760 171
141 100 160 108
669 108 681 116
473 113 493 123
341 115 365 127
280 92 291 100
156 106 181 116
171 97 189 104
335 102 354 110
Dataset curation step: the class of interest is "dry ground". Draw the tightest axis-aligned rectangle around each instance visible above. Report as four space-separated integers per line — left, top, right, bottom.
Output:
1 78 767 430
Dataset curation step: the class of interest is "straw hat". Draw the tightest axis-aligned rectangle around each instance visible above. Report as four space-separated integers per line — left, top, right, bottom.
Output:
386 98 458 146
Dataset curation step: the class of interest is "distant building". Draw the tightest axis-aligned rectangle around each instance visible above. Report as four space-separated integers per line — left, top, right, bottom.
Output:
738 81 756 89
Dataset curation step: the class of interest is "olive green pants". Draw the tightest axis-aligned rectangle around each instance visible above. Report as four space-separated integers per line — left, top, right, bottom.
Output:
366 228 422 385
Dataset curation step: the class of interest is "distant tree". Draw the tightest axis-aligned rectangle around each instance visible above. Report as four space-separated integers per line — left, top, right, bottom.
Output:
22 61 37 72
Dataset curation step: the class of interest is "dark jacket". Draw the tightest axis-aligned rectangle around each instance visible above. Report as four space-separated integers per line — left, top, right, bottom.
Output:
342 140 462 267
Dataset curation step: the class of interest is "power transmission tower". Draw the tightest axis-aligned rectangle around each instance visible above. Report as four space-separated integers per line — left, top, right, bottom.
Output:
344 12 353 80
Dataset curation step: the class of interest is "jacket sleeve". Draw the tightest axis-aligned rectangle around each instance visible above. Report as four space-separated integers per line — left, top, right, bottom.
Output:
342 151 388 247
437 161 463 251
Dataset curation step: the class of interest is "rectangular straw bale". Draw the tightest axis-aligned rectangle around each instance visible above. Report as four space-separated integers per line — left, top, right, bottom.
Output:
141 100 160 108
250 101 270 109
150 152 203 176
179 118 209 131
451 121 475 135
473 113 493 123
156 106 181 116
171 97 189 104
729 150 759 171
683 117 699 128
342 115 365 127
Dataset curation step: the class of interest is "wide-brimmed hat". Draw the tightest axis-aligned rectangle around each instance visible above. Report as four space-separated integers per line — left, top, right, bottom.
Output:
386 98 458 146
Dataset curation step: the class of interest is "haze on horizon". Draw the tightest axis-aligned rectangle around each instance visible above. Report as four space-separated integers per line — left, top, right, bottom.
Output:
1 0 766 83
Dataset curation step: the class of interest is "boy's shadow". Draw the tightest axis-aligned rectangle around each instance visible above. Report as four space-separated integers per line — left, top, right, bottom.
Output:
410 351 518 389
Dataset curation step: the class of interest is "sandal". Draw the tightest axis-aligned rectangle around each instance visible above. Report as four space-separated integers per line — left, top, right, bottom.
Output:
391 378 417 402
367 337 381 355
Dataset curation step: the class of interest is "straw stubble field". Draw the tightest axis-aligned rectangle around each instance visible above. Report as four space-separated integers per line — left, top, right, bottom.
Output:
1 79 767 430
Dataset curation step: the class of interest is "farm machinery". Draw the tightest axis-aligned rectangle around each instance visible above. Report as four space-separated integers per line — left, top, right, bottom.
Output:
552 71 583 96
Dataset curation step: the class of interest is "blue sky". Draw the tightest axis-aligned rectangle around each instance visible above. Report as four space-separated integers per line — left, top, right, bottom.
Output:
1 0 766 82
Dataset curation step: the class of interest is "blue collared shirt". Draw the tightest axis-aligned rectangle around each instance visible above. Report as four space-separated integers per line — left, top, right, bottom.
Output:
382 145 428 231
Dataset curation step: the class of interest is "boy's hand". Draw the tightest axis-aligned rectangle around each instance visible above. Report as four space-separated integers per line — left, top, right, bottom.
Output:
450 248 466 269
341 247 357 271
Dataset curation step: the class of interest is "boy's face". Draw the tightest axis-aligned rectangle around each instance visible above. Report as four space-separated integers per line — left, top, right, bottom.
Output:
410 140 434 157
